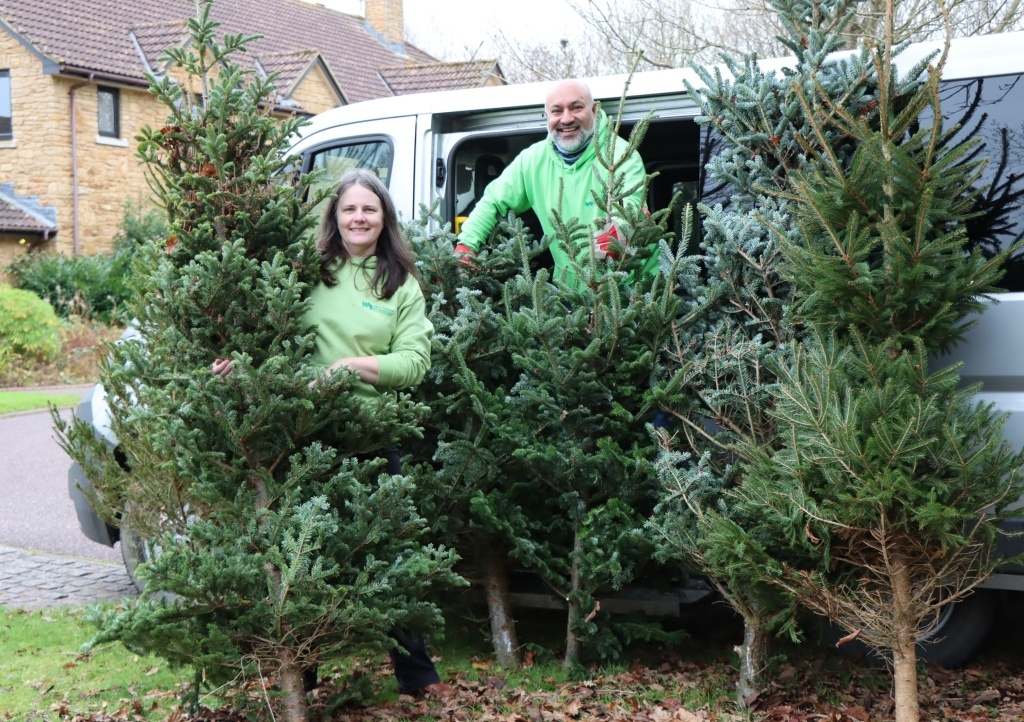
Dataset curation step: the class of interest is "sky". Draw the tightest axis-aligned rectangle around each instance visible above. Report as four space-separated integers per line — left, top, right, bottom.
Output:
312 0 586 61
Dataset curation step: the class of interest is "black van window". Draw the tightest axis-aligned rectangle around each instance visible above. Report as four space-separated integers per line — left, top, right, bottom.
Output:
928 74 1024 291
448 117 710 257
306 140 392 223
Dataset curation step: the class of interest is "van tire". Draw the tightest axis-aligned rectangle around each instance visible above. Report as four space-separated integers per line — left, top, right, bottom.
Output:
120 524 152 593
916 592 995 667
826 591 995 668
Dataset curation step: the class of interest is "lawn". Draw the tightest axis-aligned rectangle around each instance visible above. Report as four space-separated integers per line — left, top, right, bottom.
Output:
0 390 84 415
3 599 1024 721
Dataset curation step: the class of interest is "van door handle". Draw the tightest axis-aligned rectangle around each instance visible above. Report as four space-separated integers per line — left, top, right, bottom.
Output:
435 158 446 188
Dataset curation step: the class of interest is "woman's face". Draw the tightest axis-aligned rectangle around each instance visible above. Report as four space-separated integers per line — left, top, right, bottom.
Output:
336 183 384 257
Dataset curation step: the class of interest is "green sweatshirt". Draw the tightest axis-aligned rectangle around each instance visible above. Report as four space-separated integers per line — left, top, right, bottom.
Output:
304 257 433 400
457 107 647 290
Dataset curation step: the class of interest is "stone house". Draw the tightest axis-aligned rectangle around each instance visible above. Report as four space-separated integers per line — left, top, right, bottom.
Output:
0 0 504 269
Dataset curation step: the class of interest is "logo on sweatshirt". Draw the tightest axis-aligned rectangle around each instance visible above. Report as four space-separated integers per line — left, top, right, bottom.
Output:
361 300 395 316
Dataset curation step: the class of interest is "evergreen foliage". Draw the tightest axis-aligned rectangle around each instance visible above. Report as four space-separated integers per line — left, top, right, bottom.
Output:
6 199 166 322
0 285 62 362
649 0 892 700
728 16 1024 721
404 99 700 669
56 4 460 720
652 0 1024 716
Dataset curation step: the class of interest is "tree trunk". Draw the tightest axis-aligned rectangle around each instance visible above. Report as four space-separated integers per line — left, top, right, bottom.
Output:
735 606 770 705
255 474 309 721
277 650 310 722
479 544 521 669
563 532 583 670
891 555 920 722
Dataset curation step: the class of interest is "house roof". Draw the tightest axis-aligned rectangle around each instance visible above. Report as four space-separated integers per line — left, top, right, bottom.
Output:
0 0 493 104
0 183 57 235
379 60 505 96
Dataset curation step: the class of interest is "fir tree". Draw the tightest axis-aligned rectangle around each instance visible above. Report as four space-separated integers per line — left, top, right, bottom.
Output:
727 6 1024 720
405 207 543 669
649 0 888 701
487 106 698 670
57 4 460 720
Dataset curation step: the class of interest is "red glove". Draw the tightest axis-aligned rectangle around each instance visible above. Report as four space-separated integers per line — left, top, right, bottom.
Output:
593 224 619 260
454 243 479 269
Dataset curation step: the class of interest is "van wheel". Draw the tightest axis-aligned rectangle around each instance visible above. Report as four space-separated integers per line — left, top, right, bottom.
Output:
826 591 995 668
120 523 155 593
916 591 995 667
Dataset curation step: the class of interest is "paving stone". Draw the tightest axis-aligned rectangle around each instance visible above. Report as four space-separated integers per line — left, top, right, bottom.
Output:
0 545 137 610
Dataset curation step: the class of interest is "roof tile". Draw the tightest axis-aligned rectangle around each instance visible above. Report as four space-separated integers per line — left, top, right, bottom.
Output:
0 0 478 103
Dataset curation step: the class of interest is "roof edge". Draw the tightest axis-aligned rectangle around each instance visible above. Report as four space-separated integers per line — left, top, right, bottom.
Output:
0 19 60 74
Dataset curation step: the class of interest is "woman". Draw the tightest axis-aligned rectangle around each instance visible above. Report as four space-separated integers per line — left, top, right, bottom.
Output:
214 169 450 698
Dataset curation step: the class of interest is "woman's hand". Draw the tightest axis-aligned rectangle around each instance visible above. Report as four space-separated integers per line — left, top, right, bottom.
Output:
322 356 380 385
212 358 235 377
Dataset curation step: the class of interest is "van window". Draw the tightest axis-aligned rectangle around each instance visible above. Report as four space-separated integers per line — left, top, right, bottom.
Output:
446 117 712 256
306 140 393 224
930 74 1024 291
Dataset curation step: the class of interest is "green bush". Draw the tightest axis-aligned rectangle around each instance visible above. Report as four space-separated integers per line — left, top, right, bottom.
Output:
5 198 166 322
0 285 61 363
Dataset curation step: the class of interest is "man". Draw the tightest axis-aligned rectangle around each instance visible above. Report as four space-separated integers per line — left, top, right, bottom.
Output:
454 79 648 289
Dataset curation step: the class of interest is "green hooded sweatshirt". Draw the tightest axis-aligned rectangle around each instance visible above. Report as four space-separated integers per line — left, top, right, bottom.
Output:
457 107 648 290
304 257 433 401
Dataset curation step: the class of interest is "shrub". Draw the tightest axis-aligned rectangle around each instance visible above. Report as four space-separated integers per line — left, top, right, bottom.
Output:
0 285 61 363
5 198 166 322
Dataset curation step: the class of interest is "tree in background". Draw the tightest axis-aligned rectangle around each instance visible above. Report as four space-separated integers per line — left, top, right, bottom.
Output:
449 0 1024 83
57 4 460 721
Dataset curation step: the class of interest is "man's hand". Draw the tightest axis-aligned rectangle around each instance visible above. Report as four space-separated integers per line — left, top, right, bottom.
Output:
454 243 479 270
592 224 620 260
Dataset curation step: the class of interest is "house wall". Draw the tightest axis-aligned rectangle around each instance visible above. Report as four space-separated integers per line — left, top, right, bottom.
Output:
0 233 30 277
289 64 343 116
0 32 348 262
0 31 166 260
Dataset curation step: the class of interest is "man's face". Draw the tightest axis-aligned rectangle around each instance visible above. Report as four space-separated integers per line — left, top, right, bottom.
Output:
545 83 597 153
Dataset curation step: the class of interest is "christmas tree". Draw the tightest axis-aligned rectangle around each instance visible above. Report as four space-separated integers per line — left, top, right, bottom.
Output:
649 0 889 701
728 5 1024 720
57 4 460 720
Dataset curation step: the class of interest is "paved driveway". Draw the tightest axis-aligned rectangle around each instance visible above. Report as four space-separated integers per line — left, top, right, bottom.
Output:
0 407 120 562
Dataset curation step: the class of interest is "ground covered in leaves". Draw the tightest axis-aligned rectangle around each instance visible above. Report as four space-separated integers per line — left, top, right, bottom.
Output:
63 606 1024 722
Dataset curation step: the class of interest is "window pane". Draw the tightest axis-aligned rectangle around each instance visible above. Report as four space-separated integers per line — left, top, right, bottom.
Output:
98 87 118 137
308 142 392 220
0 71 11 140
926 75 1024 291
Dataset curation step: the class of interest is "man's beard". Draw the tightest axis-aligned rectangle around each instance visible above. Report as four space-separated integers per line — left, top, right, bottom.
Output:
550 124 595 153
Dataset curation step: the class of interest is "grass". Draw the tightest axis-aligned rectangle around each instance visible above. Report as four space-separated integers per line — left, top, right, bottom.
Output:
0 598 749 722
0 606 191 721
0 391 83 415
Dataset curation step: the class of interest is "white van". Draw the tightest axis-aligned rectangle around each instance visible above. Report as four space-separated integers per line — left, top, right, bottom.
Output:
286 29 1024 662
70 29 1024 666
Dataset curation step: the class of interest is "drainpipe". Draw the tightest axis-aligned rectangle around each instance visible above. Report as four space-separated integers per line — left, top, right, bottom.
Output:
68 73 94 256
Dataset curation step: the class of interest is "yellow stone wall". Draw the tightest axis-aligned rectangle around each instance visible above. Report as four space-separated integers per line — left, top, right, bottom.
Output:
0 32 166 259
0 234 31 281
288 63 343 116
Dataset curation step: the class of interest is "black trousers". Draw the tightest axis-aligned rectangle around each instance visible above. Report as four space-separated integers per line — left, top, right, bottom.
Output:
362 448 442 695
